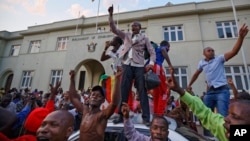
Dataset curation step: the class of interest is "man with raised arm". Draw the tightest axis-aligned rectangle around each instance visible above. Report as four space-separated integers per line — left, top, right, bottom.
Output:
167 64 250 141
68 70 121 141
187 24 249 117
108 5 156 126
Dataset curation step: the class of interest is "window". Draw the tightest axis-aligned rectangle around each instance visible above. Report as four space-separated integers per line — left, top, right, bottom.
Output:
165 67 188 89
10 45 20 56
225 66 250 91
216 21 238 39
57 37 68 50
163 25 184 41
20 71 34 89
50 70 63 87
29 40 41 53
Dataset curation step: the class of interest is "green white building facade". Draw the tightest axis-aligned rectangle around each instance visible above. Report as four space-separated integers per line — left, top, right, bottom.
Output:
0 0 249 95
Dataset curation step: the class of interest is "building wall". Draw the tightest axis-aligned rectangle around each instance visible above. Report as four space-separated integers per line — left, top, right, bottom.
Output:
0 0 249 95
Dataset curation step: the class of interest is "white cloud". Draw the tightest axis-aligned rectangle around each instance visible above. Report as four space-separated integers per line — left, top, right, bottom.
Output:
6 0 47 16
103 0 139 10
24 0 47 16
67 3 94 18
6 0 23 3
0 3 19 15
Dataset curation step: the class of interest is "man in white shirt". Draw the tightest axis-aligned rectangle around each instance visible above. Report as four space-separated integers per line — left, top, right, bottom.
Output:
100 36 123 74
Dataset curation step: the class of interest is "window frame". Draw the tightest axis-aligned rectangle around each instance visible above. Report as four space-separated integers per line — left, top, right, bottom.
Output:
57 37 69 51
10 44 21 56
216 21 238 39
163 25 184 42
225 65 250 91
29 40 41 53
20 71 34 89
165 66 188 89
50 70 63 87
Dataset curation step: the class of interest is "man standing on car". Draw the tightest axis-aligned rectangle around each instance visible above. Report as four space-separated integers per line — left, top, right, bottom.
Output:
122 102 169 141
187 23 249 117
108 5 156 126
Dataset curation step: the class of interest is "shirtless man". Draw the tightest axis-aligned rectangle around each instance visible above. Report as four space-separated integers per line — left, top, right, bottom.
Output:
68 70 121 141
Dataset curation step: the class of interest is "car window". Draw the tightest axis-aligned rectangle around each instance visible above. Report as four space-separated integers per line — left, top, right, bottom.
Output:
105 127 126 141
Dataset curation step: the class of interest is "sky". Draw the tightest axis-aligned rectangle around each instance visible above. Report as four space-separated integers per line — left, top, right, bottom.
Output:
0 0 210 32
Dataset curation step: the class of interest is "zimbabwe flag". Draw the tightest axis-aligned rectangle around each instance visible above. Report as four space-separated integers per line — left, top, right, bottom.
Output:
99 74 134 109
99 74 115 103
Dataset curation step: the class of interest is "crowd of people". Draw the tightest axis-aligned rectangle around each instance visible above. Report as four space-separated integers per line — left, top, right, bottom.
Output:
0 4 249 141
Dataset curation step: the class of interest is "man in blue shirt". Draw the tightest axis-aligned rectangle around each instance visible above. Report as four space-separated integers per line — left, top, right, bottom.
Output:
187 24 249 137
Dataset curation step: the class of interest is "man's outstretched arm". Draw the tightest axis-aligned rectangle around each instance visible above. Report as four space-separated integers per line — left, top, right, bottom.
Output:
103 71 122 119
187 70 201 90
122 103 150 140
224 24 249 61
108 5 125 39
161 47 173 69
166 69 227 141
100 41 111 61
69 70 86 113
45 81 61 112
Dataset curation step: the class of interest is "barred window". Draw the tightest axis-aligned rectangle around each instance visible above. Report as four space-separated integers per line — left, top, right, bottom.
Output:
29 40 41 53
57 37 68 51
50 70 63 87
163 25 184 41
10 45 20 56
225 66 250 90
216 21 238 39
20 71 34 89
165 67 188 89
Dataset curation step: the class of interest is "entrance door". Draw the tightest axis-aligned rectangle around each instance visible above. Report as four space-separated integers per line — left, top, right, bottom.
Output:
78 71 85 91
5 74 13 92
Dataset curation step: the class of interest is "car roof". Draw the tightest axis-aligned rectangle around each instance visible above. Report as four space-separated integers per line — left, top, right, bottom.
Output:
68 123 188 141
69 113 212 141
108 113 177 130
106 122 188 141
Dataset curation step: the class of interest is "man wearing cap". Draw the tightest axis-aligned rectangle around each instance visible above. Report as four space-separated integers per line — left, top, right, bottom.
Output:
69 70 121 141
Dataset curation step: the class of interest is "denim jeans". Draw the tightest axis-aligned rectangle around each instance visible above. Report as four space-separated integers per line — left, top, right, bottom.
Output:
118 64 150 122
203 85 230 136
203 85 230 117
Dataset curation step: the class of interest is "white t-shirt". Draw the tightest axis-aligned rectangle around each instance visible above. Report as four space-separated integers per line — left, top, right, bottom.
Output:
107 45 123 73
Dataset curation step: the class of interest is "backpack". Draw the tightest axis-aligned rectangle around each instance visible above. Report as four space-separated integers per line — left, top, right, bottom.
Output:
144 41 158 59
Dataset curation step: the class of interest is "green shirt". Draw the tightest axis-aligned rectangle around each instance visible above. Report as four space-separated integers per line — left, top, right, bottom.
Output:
181 92 228 141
